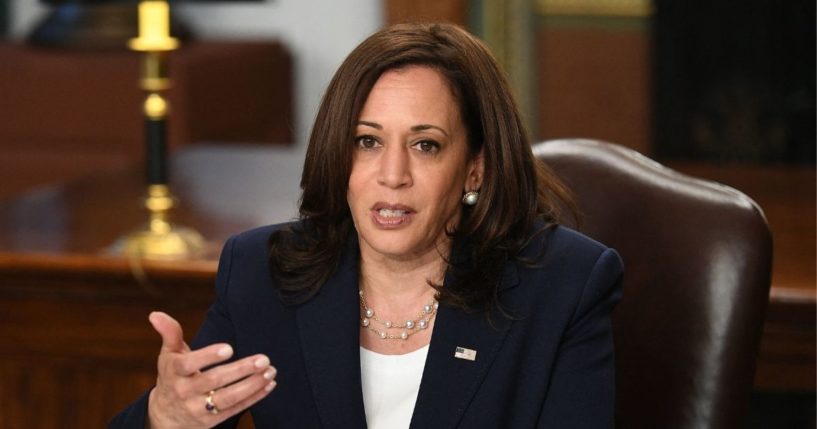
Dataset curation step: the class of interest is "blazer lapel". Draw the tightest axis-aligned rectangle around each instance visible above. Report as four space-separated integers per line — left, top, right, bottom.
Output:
295 239 367 428
294 233 525 428
409 262 521 429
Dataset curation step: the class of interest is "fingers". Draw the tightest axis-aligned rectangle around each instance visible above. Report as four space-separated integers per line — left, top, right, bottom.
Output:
201 368 277 417
176 356 276 426
149 311 190 354
172 342 235 376
190 353 272 392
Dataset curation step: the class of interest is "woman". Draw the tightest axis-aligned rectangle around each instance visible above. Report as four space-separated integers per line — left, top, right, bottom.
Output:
111 23 622 428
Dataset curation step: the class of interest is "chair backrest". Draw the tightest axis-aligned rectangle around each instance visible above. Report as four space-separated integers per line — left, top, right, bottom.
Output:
533 139 772 429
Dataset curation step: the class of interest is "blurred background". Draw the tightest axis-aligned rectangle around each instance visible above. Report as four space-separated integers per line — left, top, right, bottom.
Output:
0 0 813 427
1 0 813 191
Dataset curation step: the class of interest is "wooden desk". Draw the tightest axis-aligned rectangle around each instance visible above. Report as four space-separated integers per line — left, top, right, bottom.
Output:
0 145 303 428
0 147 812 427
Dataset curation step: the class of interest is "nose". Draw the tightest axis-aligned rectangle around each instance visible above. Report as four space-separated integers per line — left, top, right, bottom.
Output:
376 144 412 189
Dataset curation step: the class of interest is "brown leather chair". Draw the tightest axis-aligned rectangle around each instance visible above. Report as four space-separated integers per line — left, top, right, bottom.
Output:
533 139 772 429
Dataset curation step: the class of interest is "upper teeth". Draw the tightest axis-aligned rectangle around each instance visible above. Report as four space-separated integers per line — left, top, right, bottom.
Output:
379 209 406 217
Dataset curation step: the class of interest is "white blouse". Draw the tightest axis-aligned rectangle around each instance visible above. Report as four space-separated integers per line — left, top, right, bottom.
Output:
359 345 430 429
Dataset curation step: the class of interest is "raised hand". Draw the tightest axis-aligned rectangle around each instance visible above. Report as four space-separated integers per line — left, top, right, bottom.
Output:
146 312 276 429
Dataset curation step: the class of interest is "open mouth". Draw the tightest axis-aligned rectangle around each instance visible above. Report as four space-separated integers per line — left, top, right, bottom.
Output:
377 208 407 217
370 203 414 227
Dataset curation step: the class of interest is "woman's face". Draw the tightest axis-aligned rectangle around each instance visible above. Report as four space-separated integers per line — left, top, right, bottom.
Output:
347 66 483 263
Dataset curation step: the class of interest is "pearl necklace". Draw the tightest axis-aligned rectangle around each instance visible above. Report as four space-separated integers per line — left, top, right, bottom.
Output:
359 289 438 340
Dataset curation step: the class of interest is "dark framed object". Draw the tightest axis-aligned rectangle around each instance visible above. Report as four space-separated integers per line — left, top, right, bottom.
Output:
653 0 816 164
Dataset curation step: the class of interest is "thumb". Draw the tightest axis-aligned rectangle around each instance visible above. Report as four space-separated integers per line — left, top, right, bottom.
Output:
149 311 190 354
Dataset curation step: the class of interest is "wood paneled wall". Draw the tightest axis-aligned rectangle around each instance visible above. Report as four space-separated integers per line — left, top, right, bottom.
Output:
385 0 468 25
383 1 651 153
536 18 651 153
0 41 293 199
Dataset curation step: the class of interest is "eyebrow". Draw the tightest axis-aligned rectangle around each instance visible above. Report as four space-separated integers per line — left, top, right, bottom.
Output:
356 121 450 137
412 124 449 137
357 121 382 130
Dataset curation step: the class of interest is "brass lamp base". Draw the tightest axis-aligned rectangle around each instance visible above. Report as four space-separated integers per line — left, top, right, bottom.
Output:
120 224 204 259
114 184 205 259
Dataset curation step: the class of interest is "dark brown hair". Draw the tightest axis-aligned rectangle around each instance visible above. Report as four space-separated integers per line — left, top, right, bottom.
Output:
269 23 574 311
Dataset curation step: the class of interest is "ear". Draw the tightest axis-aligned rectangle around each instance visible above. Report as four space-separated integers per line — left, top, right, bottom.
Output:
465 150 485 191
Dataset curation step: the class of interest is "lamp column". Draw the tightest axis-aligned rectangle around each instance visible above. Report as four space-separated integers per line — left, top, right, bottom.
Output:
121 0 203 258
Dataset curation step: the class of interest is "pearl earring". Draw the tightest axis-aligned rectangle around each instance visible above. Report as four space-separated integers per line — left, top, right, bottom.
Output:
462 190 479 206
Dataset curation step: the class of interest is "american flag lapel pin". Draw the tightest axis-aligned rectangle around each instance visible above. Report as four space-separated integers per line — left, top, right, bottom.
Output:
454 346 477 361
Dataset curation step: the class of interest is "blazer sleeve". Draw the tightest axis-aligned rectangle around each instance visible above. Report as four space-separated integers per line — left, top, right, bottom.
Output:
537 248 623 428
108 236 244 429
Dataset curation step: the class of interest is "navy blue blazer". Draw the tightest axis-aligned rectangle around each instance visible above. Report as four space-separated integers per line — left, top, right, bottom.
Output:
110 223 622 428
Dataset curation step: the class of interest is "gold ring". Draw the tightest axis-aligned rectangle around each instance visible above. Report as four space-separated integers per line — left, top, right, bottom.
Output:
205 390 219 415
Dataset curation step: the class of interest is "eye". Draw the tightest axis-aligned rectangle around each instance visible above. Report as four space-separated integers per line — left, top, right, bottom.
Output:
413 139 440 154
355 135 380 150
